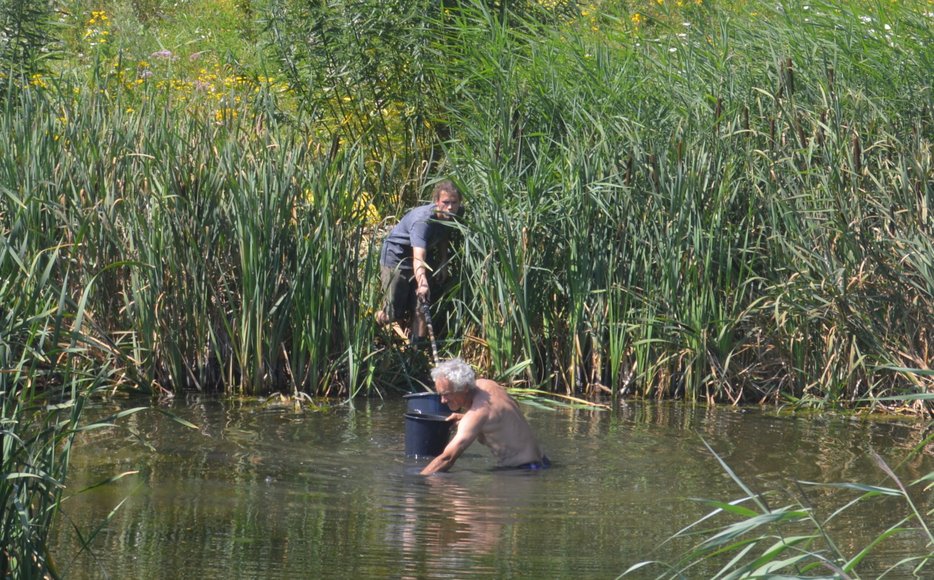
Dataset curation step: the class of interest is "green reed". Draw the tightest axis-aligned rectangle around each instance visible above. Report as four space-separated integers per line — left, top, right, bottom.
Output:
1 69 386 397
4 0 933 410
421 0 933 407
623 435 934 578
1 188 123 576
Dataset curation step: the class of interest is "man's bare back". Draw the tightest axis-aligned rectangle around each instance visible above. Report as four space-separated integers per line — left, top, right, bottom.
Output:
468 379 543 467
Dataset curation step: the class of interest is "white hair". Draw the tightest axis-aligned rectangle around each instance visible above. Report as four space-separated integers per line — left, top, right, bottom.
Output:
431 358 476 393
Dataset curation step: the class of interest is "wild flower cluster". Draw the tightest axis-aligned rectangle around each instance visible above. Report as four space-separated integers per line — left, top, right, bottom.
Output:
83 10 111 46
19 8 292 127
575 0 706 36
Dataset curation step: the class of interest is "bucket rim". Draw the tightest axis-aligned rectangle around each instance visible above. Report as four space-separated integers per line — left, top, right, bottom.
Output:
403 392 441 399
404 412 451 422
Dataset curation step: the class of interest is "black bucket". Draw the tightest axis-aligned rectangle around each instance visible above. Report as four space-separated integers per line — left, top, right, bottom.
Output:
403 392 451 416
404 413 452 458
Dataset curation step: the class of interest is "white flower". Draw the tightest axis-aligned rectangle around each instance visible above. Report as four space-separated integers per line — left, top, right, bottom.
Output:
860 15 872 24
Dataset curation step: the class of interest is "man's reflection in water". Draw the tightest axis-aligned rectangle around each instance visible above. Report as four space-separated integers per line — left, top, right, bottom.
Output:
393 469 544 577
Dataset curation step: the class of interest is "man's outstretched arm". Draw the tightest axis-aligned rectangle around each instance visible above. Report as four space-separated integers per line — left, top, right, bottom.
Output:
420 412 483 475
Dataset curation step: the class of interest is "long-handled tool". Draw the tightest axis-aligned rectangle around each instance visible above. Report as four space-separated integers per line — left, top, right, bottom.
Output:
418 298 441 366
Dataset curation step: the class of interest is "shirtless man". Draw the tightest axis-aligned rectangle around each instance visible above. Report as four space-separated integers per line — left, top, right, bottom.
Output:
420 358 549 475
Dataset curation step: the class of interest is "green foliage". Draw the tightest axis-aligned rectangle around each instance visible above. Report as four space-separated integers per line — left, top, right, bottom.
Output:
2 0 933 408
263 0 447 207
0 0 57 82
4 0 932 574
1 135 134 575
1 70 383 397
623 436 934 578
427 0 934 405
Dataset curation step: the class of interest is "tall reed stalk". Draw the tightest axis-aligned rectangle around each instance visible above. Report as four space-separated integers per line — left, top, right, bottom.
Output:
2 67 387 397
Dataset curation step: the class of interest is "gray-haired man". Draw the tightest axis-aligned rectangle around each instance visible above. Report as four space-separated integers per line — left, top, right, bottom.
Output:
420 358 550 475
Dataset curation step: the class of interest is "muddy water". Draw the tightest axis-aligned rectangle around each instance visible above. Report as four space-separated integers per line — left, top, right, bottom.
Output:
49 396 932 578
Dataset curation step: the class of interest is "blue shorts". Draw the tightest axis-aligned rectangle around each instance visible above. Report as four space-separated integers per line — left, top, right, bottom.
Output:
514 455 551 470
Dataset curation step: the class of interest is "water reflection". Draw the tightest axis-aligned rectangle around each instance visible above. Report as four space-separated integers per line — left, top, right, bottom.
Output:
402 470 540 556
49 398 933 579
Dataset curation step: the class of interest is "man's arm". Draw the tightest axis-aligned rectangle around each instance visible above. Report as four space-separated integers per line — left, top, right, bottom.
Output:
420 410 485 475
413 246 430 301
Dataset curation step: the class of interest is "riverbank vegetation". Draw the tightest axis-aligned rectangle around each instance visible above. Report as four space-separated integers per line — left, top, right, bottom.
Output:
1 0 932 575
4 0 931 407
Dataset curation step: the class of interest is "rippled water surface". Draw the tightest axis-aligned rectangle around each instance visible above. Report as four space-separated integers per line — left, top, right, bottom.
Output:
49 396 932 578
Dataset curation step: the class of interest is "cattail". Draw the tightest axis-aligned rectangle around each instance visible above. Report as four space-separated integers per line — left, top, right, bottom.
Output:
712 96 722 133
785 57 794 96
851 132 862 175
797 113 807 148
647 153 659 190
817 110 826 146
328 132 340 160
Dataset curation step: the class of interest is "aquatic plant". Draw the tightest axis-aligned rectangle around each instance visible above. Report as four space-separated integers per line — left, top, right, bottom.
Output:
0 0 58 83
622 435 934 578
0 202 129 576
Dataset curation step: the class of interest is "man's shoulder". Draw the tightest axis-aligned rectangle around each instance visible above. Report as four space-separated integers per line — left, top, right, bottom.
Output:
406 203 436 220
475 378 505 392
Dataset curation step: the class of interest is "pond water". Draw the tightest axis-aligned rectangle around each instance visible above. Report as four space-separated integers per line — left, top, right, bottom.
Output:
49 395 932 578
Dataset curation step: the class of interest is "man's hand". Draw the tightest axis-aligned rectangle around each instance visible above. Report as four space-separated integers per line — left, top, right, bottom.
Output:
445 413 464 423
416 282 430 302
421 407 485 475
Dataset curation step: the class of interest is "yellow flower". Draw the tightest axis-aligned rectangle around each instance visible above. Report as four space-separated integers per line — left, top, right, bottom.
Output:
215 108 239 122
631 13 643 25
353 191 381 225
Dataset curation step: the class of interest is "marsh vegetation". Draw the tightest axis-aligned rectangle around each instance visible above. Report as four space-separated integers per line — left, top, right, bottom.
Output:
2 0 932 576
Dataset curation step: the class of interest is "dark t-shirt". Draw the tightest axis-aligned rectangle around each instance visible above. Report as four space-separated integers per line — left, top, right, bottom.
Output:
379 204 453 271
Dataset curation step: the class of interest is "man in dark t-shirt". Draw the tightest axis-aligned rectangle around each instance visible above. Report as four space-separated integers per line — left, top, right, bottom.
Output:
375 179 463 343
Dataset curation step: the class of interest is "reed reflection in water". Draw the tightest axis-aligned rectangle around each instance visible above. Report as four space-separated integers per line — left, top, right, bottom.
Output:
49 397 932 578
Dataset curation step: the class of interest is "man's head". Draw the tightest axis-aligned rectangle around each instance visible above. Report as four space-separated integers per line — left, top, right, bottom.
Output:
431 358 476 409
431 179 462 219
